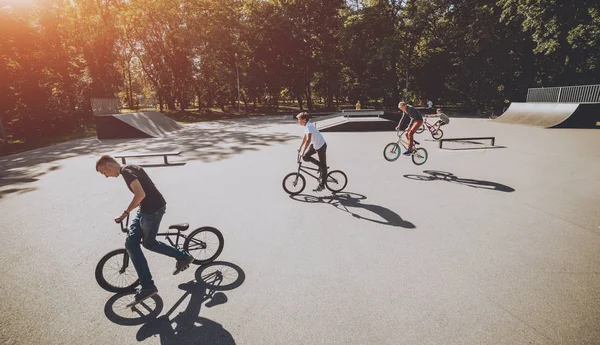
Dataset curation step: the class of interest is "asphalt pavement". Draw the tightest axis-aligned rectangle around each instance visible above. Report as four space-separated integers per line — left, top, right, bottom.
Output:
1 116 599 345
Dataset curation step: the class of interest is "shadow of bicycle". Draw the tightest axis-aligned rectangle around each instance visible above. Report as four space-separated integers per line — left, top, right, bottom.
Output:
403 170 515 192
290 191 415 228
104 261 245 344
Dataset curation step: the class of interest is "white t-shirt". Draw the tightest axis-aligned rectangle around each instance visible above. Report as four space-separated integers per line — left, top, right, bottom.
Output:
304 122 326 150
439 113 450 124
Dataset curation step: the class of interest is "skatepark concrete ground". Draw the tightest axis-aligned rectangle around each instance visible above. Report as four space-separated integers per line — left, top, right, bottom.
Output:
1 116 599 345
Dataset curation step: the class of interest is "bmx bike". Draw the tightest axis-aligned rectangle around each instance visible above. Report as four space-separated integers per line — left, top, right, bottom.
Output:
95 215 224 293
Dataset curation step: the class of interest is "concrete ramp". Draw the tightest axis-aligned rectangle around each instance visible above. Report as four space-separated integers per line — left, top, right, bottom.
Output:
340 109 384 117
315 114 349 130
95 112 183 139
495 102 600 128
317 115 397 132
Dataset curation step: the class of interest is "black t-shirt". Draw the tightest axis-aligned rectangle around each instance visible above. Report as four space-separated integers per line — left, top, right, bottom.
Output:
120 165 166 213
404 104 423 121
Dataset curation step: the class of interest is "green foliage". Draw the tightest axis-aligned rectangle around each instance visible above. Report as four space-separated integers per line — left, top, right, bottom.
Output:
1 0 598 142
498 0 600 85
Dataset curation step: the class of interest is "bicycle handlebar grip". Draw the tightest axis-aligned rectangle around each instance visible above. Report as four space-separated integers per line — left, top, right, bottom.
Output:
118 215 130 233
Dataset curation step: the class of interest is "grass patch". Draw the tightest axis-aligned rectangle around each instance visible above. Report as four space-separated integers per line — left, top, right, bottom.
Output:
161 107 294 124
0 127 97 157
158 105 342 124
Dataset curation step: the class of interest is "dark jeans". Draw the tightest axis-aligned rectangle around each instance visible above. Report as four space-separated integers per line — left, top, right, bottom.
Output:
303 143 327 183
125 206 189 289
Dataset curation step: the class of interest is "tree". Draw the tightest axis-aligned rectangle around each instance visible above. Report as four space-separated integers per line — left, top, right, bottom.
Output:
498 0 600 86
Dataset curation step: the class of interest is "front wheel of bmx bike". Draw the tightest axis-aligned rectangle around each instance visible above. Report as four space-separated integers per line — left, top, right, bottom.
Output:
411 147 428 166
383 143 401 162
431 128 443 140
95 248 140 293
282 172 306 195
325 170 348 192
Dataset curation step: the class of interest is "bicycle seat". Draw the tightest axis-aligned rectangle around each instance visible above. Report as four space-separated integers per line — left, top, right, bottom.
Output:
169 223 189 231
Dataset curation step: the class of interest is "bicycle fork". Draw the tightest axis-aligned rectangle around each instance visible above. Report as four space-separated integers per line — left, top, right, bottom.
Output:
120 251 131 274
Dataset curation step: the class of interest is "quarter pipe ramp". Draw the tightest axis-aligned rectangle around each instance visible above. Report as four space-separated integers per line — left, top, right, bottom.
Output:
495 102 600 128
315 110 402 132
95 112 183 139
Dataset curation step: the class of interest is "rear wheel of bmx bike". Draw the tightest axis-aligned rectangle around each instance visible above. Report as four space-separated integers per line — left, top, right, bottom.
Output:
325 170 348 192
411 147 428 166
282 172 306 195
416 124 425 134
184 227 224 265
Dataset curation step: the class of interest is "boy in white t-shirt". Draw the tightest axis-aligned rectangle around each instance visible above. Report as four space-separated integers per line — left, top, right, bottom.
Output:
425 108 450 132
296 112 327 192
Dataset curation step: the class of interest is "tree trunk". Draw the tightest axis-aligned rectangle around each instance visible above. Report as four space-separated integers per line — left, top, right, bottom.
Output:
404 40 416 100
305 82 313 111
166 93 176 111
158 93 164 112
242 94 248 112
127 59 134 109
69 95 79 132
390 51 399 108
178 91 185 112
206 88 214 108
296 95 304 110
326 82 334 109
0 116 8 144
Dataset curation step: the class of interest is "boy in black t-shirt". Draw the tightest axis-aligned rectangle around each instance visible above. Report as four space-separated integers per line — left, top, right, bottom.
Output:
395 101 424 155
96 155 193 306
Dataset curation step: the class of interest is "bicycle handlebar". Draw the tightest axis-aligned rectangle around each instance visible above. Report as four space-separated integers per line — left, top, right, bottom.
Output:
117 214 130 233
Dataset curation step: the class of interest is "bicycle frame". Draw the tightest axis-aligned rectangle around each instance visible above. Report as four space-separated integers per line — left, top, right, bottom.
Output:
395 113 420 148
295 154 323 182
422 118 439 132
119 215 194 251
394 130 410 150
394 129 421 151
157 231 186 249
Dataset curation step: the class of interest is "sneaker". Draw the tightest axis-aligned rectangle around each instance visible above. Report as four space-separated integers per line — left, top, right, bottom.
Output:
126 286 158 307
402 150 413 155
173 255 194 275
313 184 325 192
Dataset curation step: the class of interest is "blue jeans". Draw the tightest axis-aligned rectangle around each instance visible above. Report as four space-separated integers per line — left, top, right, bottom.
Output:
125 206 189 289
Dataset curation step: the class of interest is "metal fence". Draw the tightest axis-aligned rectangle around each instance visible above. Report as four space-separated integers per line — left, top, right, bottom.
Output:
527 84 600 103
